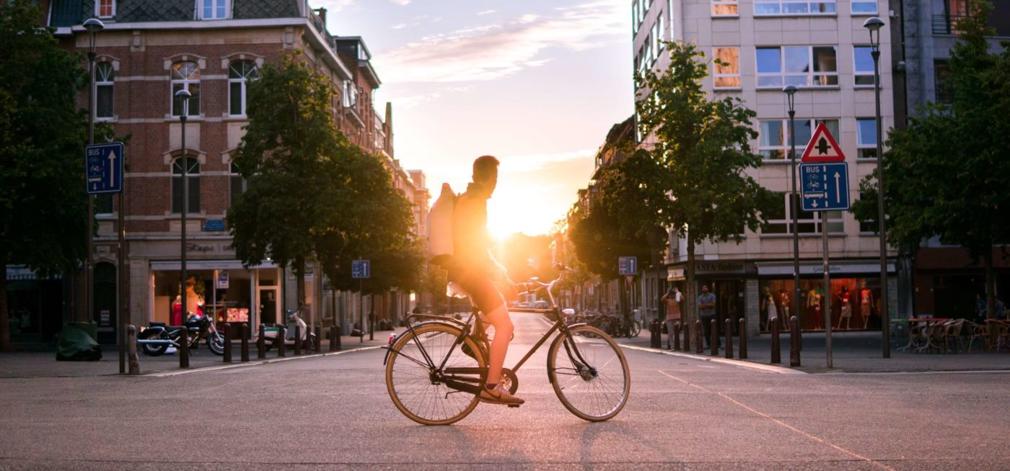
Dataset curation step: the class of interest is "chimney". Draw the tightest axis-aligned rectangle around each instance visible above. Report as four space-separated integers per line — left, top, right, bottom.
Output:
315 7 327 25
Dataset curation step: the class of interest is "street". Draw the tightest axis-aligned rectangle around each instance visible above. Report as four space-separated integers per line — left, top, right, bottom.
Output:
1 312 1009 470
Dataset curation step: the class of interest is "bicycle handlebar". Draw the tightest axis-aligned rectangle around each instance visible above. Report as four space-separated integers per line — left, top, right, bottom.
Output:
516 265 570 309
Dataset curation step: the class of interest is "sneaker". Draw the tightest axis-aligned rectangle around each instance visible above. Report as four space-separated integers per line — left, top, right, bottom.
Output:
479 384 524 406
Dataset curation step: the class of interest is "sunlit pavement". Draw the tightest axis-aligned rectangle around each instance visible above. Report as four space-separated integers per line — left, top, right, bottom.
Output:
1 312 1008 470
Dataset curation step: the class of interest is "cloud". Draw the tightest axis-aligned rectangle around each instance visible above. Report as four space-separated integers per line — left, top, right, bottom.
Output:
389 0 411 5
314 0 355 12
373 1 625 84
476 9 496 16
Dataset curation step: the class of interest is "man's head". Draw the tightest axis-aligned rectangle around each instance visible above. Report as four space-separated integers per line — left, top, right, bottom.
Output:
701 285 710 293
472 155 500 194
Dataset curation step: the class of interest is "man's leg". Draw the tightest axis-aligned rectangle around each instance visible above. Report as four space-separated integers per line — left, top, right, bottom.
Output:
484 304 513 386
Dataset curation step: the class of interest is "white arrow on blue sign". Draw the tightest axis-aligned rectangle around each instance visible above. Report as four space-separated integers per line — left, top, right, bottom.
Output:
800 162 850 212
352 259 371 279
618 256 638 276
85 142 125 194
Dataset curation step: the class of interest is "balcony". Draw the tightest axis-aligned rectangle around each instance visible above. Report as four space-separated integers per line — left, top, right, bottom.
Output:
932 14 964 35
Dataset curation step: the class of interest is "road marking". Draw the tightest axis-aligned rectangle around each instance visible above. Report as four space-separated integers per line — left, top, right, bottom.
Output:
658 370 895 471
146 346 383 378
621 344 806 375
820 369 1010 376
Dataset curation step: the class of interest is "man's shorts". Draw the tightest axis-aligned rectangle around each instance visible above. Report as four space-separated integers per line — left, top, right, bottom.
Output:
456 273 505 315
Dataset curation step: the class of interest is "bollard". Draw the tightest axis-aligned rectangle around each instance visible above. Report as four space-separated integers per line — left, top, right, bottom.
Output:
649 320 661 348
710 319 718 356
293 325 302 356
369 315 375 341
257 324 266 360
277 326 287 357
739 318 748 360
333 324 342 351
329 324 339 352
240 323 250 362
683 320 690 352
223 323 232 363
179 328 190 369
789 315 801 367
127 325 140 375
694 320 703 354
313 327 322 352
724 318 734 359
673 322 681 351
771 317 781 364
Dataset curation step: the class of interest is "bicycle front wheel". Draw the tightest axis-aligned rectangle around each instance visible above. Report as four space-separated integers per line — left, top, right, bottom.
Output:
385 323 486 425
547 325 630 422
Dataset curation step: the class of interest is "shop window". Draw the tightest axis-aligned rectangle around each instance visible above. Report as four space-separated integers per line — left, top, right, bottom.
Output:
754 0 836 15
712 0 739 16
228 60 259 117
756 46 838 88
171 61 201 116
759 278 881 332
96 62 114 119
853 46 875 87
857 118 878 159
171 157 200 214
713 47 741 89
229 162 246 206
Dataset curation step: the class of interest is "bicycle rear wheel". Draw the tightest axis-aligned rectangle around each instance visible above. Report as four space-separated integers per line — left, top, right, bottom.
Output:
547 324 630 422
385 322 486 425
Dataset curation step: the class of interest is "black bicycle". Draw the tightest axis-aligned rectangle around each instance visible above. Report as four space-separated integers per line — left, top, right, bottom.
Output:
383 270 631 425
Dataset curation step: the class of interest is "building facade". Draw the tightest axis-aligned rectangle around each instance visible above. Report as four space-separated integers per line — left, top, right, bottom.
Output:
35 0 427 341
632 0 899 334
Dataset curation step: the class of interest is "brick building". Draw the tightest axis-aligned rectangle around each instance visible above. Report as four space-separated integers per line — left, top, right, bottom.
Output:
33 0 428 341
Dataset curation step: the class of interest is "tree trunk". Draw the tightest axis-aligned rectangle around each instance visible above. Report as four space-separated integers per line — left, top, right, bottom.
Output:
0 254 10 352
985 248 995 319
685 235 697 326
294 257 307 315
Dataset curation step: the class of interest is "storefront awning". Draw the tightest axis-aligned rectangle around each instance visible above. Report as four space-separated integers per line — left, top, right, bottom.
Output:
150 260 277 271
756 261 895 276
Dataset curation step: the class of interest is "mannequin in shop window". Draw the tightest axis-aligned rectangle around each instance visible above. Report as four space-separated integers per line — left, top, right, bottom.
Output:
779 288 791 328
806 287 821 329
837 285 852 330
860 281 874 329
171 276 205 325
761 287 779 331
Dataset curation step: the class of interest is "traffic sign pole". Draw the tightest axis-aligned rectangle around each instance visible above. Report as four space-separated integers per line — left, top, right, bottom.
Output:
822 211 832 369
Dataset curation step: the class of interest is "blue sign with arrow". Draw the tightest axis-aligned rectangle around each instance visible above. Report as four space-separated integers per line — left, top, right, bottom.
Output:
85 142 125 194
800 162 850 212
618 256 638 276
352 259 371 279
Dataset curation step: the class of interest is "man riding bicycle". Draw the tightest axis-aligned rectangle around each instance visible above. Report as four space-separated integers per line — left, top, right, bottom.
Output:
448 155 524 406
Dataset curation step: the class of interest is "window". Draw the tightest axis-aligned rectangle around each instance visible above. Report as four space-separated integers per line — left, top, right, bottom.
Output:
756 46 838 88
762 193 840 234
759 118 839 160
200 0 228 20
754 0 836 15
96 0 115 18
229 162 246 206
712 0 739 16
934 60 953 104
95 62 114 119
714 47 741 89
228 60 259 116
653 11 665 54
171 61 200 116
172 157 200 214
858 190 878 233
856 118 877 159
851 0 877 14
342 81 357 108
853 46 875 87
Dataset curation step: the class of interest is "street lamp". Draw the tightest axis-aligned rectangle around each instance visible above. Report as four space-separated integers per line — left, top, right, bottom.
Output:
783 85 801 335
175 88 192 368
864 16 890 359
82 17 104 325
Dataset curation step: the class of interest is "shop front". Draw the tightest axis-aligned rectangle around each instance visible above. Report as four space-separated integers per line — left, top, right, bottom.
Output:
667 261 753 336
4 266 66 344
755 261 896 333
148 260 279 328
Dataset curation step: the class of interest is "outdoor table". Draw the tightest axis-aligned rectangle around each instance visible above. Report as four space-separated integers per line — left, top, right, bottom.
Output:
895 317 950 352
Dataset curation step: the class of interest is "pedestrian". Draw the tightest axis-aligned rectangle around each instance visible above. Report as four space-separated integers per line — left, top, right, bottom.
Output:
661 286 683 349
698 284 718 348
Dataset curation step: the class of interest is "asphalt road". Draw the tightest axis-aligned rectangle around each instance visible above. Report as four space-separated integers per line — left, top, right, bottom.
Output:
1 312 1008 470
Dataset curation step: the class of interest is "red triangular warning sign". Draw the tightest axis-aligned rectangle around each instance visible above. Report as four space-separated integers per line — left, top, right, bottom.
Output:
800 122 846 163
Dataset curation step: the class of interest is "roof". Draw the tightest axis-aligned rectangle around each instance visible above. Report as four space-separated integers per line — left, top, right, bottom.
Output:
48 0 301 26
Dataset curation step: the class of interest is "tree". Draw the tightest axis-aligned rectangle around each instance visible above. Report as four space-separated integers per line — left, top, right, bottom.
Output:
0 1 91 351
636 42 777 324
853 0 1010 318
228 54 346 315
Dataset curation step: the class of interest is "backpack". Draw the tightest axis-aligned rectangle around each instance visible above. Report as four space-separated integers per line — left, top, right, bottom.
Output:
427 183 456 268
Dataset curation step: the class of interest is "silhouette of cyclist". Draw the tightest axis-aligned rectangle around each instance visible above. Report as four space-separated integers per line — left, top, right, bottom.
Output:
449 155 523 406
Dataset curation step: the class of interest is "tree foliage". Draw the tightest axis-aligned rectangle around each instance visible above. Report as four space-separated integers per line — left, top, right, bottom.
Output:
853 0 1010 317
0 0 91 350
636 41 777 321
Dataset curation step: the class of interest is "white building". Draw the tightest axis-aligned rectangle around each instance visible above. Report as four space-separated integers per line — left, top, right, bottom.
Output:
632 0 898 334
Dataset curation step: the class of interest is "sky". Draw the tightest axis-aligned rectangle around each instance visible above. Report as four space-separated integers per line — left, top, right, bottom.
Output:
318 0 634 238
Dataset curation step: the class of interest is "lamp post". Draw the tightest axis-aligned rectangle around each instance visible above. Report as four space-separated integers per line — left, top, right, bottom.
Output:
783 85 801 335
175 88 192 368
82 18 104 324
864 16 889 359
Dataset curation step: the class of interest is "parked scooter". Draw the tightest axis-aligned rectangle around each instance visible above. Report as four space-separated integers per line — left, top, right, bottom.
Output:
138 312 225 356
261 308 313 350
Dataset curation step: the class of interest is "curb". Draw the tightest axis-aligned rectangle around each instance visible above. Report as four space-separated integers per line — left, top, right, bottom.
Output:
145 345 383 378
619 344 807 375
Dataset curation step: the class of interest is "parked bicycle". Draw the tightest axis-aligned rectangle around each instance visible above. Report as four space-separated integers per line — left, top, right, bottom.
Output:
382 267 631 425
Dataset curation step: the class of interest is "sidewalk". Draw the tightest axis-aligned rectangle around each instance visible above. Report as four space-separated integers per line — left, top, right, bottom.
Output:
617 328 1010 373
0 330 399 378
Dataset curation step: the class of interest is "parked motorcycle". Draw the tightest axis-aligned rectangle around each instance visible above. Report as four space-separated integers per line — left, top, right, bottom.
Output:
138 313 225 356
